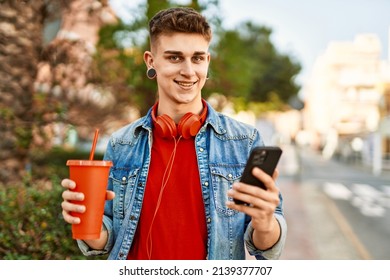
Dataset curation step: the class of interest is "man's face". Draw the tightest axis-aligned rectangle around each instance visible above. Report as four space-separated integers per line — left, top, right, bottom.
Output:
148 33 210 106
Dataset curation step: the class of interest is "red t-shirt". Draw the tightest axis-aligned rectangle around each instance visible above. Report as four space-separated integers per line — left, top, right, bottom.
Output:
127 133 207 260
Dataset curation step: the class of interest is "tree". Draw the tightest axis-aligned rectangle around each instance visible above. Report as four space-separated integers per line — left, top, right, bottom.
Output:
0 0 115 184
0 0 60 184
206 22 301 110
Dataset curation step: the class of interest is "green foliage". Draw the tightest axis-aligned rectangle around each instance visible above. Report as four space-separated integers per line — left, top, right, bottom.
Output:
97 20 130 49
206 29 256 98
0 179 84 259
0 148 106 259
30 147 104 180
0 106 13 121
207 21 301 105
231 93 288 116
15 125 33 150
94 18 157 115
146 0 170 20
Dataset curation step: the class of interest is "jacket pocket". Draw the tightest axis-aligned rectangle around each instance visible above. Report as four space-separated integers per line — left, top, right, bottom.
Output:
110 168 139 221
210 164 244 216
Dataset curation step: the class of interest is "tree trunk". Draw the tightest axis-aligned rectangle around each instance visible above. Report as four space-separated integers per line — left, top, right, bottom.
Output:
0 1 45 184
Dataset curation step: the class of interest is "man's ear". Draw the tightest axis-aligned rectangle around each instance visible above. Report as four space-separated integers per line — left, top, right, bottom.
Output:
143 51 154 68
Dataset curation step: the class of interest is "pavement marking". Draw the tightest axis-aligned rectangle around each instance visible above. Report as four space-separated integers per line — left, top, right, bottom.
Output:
323 182 352 200
380 186 390 208
351 184 386 217
352 184 382 198
383 186 390 195
323 182 387 217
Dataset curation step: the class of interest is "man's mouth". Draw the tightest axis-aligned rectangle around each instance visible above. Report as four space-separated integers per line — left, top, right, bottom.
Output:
175 81 197 87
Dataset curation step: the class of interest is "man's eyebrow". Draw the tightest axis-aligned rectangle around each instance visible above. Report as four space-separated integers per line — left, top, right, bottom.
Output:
193 51 207 56
164 50 183 55
164 50 207 55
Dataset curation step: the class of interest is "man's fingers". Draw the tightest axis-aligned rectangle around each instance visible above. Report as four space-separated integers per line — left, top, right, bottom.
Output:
61 200 85 213
272 169 279 180
61 178 76 189
62 189 84 201
62 209 81 224
105 190 115 201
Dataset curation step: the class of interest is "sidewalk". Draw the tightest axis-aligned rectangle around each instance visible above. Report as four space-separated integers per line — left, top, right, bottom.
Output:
279 177 364 259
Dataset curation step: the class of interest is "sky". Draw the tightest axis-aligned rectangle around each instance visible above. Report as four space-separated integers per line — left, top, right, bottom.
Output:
109 0 390 89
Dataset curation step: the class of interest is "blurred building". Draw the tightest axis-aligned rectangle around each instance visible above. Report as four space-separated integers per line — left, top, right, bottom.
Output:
302 32 390 172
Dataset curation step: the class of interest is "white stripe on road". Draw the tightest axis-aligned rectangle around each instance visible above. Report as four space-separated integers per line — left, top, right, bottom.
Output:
323 182 352 200
351 184 386 217
352 184 382 199
323 182 387 217
379 186 390 208
382 185 390 196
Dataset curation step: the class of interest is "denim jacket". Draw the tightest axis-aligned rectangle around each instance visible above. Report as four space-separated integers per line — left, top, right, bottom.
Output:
77 101 287 260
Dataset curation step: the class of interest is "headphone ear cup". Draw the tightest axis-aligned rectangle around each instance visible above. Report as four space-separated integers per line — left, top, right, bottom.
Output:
155 114 177 138
178 113 201 139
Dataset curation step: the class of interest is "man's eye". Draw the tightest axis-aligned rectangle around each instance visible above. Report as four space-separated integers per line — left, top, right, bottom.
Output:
193 56 203 62
169 56 181 62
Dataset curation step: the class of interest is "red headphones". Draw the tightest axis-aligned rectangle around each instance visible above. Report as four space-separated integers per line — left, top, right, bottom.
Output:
151 99 208 139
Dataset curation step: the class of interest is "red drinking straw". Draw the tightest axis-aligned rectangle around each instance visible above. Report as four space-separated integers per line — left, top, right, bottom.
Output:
89 128 99 160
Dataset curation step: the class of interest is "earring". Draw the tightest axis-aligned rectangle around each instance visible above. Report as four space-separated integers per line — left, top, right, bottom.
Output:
147 68 157 79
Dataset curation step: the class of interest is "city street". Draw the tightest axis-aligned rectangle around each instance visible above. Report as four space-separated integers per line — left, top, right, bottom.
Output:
277 144 390 260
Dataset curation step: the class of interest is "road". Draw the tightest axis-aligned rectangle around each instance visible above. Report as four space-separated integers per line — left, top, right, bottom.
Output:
277 144 390 260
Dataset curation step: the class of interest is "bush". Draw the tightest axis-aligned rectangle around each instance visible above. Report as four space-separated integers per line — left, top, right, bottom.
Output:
30 147 104 180
0 179 83 259
0 148 106 259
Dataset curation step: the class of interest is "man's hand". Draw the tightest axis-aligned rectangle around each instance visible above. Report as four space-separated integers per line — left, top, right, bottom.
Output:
61 178 115 225
226 167 281 250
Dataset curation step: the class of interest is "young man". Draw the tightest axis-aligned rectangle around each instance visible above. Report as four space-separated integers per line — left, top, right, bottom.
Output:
61 7 287 260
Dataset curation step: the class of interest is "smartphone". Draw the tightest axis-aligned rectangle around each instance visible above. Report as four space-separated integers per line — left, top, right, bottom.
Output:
234 146 283 205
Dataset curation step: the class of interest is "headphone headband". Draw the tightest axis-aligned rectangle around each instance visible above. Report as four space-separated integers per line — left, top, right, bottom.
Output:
151 99 208 139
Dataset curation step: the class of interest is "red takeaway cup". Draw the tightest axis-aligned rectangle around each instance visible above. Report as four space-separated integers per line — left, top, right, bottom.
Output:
66 159 112 240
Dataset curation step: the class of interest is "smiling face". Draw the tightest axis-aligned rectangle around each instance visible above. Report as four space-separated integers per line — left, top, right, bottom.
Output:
144 32 210 117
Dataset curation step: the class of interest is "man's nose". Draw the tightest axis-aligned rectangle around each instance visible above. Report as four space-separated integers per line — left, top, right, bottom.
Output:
180 60 195 76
